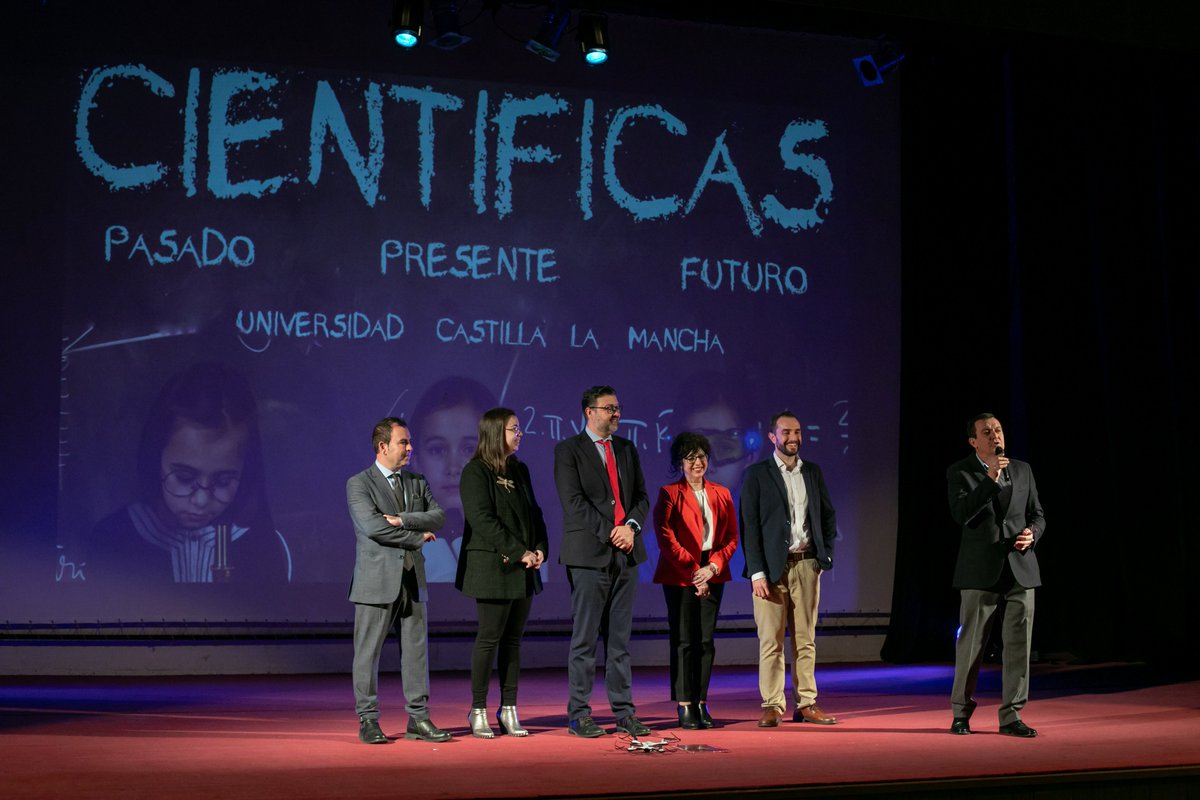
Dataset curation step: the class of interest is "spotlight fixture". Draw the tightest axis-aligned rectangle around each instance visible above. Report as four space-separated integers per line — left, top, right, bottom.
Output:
390 0 424 48
429 0 470 50
577 11 609 65
852 37 906 87
526 0 570 63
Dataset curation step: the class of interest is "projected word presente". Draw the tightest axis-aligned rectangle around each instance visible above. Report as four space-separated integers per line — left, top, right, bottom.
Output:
380 240 558 282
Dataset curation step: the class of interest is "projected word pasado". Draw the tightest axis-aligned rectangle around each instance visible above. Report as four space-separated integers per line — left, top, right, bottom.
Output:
104 225 254 268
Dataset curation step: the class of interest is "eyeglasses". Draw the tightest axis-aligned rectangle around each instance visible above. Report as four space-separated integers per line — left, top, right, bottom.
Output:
162 470 241 503
682 454 709 464
506 425 523 435
588 404 622 415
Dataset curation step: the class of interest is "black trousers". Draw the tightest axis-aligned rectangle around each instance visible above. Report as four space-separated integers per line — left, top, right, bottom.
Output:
471 596 533 708
566 556 638 720
662 581 724 704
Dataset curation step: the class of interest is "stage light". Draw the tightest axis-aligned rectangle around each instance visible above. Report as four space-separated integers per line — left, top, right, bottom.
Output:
526 0 570 63
390 0 423 48
429 0 470 50
577 12 609 65
852 38 906 87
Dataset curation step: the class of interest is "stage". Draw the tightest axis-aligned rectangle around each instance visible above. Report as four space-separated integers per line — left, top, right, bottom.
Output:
2 661 1199 798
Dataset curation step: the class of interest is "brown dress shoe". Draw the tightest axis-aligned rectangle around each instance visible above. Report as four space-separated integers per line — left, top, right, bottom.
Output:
793 704 838 725
757 707 784 727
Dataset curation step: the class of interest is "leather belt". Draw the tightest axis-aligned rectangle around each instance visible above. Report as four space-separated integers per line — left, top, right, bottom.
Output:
787 551 815 561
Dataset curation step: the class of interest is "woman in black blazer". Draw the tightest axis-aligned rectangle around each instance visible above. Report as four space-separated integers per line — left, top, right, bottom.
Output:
456 407 549 738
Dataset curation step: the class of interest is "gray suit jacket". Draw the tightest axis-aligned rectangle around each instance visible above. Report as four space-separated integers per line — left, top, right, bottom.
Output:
347 465 446 604
947 454 1045 589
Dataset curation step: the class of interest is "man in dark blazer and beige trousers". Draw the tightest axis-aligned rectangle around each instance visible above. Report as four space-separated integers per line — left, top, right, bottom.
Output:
554 385 651 738
740 410 839 727
947 413 1046 738
348 416 449 744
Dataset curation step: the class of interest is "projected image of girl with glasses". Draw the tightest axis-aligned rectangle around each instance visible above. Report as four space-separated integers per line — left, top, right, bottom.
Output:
89 362 287 585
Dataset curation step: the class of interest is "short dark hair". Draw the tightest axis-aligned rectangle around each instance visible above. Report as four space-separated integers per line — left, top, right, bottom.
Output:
769 410 799 430
581 385 617 412
669 431 712 472
372 417 408 451
967 413 997 439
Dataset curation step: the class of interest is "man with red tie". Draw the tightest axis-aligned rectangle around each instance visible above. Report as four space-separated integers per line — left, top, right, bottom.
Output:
554 385 651 738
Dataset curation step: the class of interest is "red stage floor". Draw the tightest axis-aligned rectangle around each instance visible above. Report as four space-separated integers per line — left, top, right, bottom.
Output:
2 662 1199 798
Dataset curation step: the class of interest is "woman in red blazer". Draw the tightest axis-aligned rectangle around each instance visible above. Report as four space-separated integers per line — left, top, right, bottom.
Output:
653 431 739 729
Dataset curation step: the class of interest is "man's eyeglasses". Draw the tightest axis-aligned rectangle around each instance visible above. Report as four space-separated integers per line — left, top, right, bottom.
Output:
588 404 622 415
162 470 241 504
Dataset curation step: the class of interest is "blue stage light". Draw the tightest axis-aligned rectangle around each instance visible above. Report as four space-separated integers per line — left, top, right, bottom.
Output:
852 38 906 87
429 0 470 50
578 12 609 66
390 0 423 48
527 0 570 62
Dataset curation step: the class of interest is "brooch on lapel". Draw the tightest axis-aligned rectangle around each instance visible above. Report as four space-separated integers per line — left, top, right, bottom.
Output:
496 476 515 493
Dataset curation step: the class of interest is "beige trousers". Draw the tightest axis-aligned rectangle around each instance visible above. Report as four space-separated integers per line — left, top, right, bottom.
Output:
752 556 822 712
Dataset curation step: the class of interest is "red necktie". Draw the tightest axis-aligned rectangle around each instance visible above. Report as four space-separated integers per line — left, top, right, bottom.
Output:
600 439 625 526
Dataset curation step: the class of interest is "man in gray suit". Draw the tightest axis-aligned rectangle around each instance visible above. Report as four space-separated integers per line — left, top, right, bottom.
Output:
947 413 1046 738
348 416 451 744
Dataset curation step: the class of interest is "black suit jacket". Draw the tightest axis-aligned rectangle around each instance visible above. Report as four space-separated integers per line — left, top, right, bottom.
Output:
456 457 549 600
554 431 649 568
947 454 1045 589
740 457 837 581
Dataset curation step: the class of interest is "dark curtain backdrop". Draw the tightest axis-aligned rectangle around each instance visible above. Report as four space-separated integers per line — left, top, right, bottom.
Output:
883 32 1200 668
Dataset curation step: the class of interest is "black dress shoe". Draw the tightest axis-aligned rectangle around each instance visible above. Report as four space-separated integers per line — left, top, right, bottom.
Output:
677 704 701 730
950 718 971 735
359 718 390 744
568 716 607 738
615 715 652 736
405 718 452 742
999 720 1038 738
697 702 716 728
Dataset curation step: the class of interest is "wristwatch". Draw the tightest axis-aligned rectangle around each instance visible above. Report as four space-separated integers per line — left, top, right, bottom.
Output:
627 520 641 535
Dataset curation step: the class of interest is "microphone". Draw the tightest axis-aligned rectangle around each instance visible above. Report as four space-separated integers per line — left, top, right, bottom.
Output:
994 446 1009 482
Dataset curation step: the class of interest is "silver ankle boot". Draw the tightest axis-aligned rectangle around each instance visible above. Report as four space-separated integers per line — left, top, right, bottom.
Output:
497 705 529 736
468 708 495 739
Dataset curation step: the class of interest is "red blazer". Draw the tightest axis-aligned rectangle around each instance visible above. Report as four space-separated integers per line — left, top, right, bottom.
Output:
652 479 739 586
